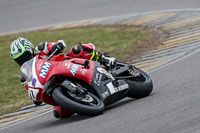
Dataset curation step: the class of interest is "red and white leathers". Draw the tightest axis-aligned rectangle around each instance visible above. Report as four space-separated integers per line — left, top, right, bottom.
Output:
22 40 116 118
24 41 99 118
67 43 96 60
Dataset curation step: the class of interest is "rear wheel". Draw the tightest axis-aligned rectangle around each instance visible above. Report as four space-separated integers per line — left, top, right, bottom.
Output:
126 66 153 98
52 86 104 116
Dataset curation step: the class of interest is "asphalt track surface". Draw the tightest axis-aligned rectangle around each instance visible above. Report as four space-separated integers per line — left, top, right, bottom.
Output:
1 1 200 133
1 0 200 35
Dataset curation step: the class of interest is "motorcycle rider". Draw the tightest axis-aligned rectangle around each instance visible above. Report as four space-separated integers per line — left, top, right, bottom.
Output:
10 37 116 118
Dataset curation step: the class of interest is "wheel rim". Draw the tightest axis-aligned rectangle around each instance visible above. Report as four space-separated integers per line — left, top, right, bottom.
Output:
66 90 100 107
81 95 94 102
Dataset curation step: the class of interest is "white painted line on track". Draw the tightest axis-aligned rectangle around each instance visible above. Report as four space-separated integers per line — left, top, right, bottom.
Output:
0 110 52 130
147 47 200 74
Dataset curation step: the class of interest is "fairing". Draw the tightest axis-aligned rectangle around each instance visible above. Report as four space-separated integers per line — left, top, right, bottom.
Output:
21 54 131 106
21 55 95 105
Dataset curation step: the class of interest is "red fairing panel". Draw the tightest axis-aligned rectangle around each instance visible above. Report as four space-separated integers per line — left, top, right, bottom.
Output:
28 86 42 101
35 56 94 86
31 55 95 105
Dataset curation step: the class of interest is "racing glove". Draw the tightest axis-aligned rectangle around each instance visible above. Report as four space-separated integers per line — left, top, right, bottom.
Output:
49 40 67 55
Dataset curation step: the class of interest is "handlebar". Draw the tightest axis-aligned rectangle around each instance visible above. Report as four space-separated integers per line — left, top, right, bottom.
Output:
47 49 59 61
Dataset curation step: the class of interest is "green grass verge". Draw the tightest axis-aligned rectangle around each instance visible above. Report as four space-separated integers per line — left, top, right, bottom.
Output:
0 25 155 115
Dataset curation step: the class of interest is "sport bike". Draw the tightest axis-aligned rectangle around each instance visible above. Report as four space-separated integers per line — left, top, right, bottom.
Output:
20 53 153 116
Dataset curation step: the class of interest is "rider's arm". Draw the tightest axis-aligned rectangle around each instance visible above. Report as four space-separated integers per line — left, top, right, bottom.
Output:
35 40 67 59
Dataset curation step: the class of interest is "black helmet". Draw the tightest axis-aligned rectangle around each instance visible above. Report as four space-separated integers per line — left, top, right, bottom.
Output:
10 37 35 66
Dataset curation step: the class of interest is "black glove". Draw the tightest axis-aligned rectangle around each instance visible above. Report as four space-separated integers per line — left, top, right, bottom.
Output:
49 43 64 55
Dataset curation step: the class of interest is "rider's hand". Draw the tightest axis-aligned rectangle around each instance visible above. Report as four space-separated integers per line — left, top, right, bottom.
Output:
50 40 66 55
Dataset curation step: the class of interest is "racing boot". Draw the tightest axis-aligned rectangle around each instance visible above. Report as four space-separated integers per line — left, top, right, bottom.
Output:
101 55 117 69
89 51 117 69
53 106 72 118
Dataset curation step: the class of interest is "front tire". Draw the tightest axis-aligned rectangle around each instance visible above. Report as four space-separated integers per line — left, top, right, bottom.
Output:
52 86 104 116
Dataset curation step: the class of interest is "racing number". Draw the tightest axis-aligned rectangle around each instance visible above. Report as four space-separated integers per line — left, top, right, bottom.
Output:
29 90 35 99
28 88 39 101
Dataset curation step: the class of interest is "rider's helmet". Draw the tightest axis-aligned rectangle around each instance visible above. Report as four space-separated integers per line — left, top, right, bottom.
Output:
10 37 35 66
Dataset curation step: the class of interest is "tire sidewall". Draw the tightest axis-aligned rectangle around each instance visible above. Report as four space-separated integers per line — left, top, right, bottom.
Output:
126 66 153 98
52 86 104 116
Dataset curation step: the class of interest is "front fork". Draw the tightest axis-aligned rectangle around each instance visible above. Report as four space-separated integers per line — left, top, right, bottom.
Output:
60 80 88 95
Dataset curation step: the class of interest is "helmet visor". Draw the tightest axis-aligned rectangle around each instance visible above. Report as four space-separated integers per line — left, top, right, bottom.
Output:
14 51 34 66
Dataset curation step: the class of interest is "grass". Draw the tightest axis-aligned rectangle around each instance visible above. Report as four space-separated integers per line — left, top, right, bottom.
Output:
0 25 156 115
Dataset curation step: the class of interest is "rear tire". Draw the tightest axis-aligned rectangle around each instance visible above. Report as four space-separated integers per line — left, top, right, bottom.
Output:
52 86 104 116
126 66 153 98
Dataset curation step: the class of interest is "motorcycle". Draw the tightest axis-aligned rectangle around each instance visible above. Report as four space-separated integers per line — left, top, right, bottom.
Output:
20 52 153 116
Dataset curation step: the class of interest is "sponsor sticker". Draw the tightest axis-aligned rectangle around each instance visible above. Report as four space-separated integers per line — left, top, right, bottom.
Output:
107 82 118 94
106 82 129 94
70 64 79 76
118 84 129 91
67 63 71 69
39 62 51 78
94 73 102 86
32 78 37 87
101 91 109 98
80 68 87 75
37 62 44 71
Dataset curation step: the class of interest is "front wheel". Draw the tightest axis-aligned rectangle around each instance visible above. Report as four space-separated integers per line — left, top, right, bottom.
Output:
52 86 104 116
